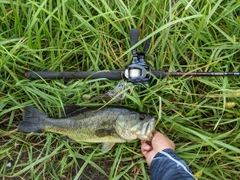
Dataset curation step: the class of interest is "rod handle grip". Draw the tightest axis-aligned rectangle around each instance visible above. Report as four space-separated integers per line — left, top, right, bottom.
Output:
25 70 124 80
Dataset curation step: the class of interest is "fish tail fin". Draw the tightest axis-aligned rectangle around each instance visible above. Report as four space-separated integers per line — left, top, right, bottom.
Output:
18 106 47 132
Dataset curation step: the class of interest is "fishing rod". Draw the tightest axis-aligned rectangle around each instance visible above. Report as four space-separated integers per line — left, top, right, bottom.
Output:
25 28 240 84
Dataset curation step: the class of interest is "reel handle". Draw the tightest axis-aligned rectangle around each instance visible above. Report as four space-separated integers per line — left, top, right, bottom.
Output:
129 28 140 55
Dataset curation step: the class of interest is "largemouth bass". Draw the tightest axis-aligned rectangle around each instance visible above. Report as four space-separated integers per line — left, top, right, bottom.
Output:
18 105 155 152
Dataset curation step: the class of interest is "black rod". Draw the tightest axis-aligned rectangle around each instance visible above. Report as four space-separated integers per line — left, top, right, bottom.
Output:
25 70 124 80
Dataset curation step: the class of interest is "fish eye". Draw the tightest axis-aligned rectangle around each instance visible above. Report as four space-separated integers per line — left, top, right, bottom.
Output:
139 115 145 121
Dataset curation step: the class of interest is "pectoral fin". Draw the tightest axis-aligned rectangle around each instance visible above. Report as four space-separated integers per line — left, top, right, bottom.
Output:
101 142 115 153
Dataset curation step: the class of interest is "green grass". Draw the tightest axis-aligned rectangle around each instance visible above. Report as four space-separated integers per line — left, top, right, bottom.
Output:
1 0 240 179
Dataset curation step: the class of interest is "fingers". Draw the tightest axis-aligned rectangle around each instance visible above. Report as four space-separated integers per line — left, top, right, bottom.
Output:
141 140 152 151
141 140 153 157
141 140 154 165
141 131 176 166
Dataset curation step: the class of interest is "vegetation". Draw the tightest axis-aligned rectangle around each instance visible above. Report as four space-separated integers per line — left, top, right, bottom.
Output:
1 0 240 179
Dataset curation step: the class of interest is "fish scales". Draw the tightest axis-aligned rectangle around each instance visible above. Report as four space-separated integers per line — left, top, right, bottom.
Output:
43 108 127 142
18 105 155 152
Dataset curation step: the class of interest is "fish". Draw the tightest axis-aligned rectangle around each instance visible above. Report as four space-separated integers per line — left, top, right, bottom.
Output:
18 105 155 152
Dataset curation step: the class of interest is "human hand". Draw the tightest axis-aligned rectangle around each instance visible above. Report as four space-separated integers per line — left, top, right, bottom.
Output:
141 131 175 165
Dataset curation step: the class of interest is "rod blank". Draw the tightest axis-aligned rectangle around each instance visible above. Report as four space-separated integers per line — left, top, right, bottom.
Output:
166 72 240 76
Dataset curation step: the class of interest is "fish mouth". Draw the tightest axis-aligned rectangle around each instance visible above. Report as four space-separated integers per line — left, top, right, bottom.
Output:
137 118 155 141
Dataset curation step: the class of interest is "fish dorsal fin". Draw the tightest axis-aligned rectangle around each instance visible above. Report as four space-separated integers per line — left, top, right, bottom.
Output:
62 104 87 117
101 142 115 153
94 128 115 137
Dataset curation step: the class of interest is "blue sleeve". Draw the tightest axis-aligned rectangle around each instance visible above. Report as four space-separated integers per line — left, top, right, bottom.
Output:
150 148 195 180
